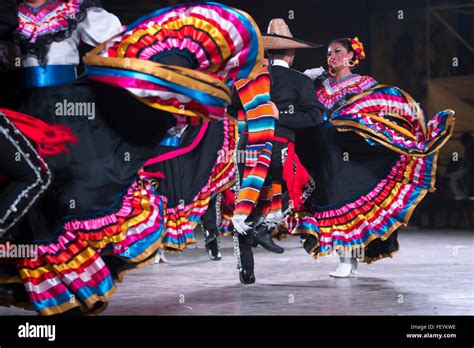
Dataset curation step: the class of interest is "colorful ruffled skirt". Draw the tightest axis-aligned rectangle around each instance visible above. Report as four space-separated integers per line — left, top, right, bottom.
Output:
0 1 264 315
142 118 237 251
0 81 174 315
290 86 455 263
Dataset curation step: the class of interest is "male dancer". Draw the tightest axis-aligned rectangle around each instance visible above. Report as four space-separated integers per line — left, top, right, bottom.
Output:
228 19 325 284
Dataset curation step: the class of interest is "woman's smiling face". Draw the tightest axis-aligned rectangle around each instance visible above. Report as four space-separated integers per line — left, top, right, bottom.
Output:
327 42 354 70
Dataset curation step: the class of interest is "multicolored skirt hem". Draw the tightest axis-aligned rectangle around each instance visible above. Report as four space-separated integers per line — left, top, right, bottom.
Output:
289 152 437 263
0 181 165 315
161 120 237 252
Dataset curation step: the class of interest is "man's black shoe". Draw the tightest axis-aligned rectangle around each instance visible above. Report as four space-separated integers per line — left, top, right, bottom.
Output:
205 237 222 261
204 229 222 261
239 267 255 284
254 225 284 254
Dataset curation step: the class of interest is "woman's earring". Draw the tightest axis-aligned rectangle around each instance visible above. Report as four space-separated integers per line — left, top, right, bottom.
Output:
328 67 336 76
343 57 355 68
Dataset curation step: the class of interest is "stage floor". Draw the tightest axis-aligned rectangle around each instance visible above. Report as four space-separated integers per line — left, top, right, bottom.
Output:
1 229 473 315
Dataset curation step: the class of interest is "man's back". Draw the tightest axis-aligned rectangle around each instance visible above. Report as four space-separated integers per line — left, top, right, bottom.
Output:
268 65 324 142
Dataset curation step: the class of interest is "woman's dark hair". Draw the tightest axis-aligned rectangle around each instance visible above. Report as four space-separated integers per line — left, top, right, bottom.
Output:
327 37 367 69
329 38 354 55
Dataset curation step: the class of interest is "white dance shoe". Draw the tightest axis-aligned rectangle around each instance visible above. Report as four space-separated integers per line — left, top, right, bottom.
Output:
329 257 358 278
153 248 168 264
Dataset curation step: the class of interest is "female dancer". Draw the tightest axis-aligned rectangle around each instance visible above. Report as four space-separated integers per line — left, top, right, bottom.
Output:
0 0 75 303
142 117 236 255
147 117 236 263
0 2 263 315
294 37 455 277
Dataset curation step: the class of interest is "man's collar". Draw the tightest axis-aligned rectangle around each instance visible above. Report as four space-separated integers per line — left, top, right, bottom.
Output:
271 59 290 68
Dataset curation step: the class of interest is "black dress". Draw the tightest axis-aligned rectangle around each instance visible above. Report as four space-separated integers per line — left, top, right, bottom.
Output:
143 118 236 251
0 1 265 316
297 83 400 260
17 81 175 241
291 73 454 262
0 2 177 316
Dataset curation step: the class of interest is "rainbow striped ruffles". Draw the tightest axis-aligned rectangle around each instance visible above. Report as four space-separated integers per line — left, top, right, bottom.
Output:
157 118 237 251
290 85 455 263
0 182 165 315
0 3 263 315
85 2 263 121
331 85 455 156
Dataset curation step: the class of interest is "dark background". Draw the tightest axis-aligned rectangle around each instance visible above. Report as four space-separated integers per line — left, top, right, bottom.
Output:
98 0 474 229
101 0 474 99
